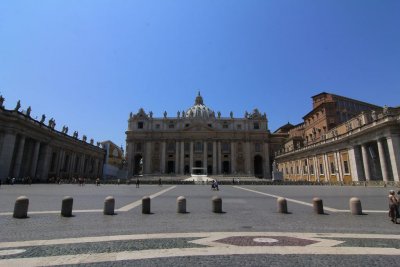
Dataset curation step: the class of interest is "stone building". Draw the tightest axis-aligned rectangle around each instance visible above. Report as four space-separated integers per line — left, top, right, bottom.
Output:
0 97 105 182
126 92 285 178
275 93 400 184
101 140 126 179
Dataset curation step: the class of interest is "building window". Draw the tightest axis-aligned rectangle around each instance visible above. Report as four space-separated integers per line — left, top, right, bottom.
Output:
255 143 261 152
237 124 242 130
168 123 175 129
223 122 229 129
222 142 230 153
207 142 213 152
155 124 160 129
330 162 336 174
319 163 324 175
310 164 314 175
208 124 212 128
137 122 144 129
167 142 175 152
290 166 293 174
343 160 350 174
296 165 299 174
136 143 142 152
253 122 260 129
195 142 203 152
184 142 190 152
185 124 190 128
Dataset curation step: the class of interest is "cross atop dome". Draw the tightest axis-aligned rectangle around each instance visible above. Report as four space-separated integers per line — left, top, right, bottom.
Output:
195 91 204 105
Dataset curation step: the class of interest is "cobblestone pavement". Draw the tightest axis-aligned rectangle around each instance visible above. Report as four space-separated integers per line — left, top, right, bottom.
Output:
0 184 399 266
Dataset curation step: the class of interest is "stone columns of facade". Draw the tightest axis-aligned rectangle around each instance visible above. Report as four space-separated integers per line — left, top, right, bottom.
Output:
323 154 330 182
245 142 251 175
126 143 133 177
189 141 194 174
13 135 26 178
0 132 17 180
30 141 41 178
348 146 363 181
264 143 270 179
94 158 99 178
56 150 65 177
217 141 222 174
212 141 217 175
361 144 371 181
231 142 236 174
335 151 343 182
386 135 400 182
144 142 152 174
160 141 166 174
69 153 76 177
203 141 208 173
313 156 319 182
80 154 86 176
175 141 180 174
38 145 52 181
180 142 184 174
377 138 389 182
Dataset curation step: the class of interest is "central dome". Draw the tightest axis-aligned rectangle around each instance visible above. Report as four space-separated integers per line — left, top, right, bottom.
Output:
185 92 214 118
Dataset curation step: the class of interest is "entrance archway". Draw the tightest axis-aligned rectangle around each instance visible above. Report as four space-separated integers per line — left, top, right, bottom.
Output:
134 154 143 175
254 155 263 178
222 161 230 174
167 161 175 174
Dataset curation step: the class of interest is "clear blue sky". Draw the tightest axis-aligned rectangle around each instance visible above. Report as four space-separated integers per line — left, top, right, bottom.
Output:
1 0 399 148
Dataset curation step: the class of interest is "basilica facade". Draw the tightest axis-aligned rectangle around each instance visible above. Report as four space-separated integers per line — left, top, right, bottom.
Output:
126 93 286 178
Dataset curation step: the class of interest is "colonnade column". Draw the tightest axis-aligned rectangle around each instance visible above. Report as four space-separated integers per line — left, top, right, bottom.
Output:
160 141 166 174
386 135 400 182
180 142 184 174
361 144 371 181
175 141 180 174
13 135 26 178
263 143 270 179
144 142 152 174
323 154 330 182
217 141 222 174
189 142 193 174
377 138 389 182
203 141 208 174
335 151 343 182
245 142 251 175
0 132 16 180
39 145 52 181
231 142 236 174
30 141 41 178
212 141 217 175
348 146 362 181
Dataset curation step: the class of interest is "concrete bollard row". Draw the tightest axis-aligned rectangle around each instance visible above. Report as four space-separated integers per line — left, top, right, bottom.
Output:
13 196 29 219
349 197 363 215
212 196 222 213
277 197 288 214
61 196 73 217
104 196 115 215
312 197 324 214
177 196 186 213
142 196 151 214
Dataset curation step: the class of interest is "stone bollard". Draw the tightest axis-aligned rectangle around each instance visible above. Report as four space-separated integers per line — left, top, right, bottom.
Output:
349 197 362 215
61 196 73 217
13 196 29 219
277 197 288 214
177 196 186 213
212 196 222 213
142 196 151 214
312 197 324 214
104 196 115 215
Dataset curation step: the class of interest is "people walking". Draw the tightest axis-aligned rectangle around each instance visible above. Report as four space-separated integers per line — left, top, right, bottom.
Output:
136 178 140 188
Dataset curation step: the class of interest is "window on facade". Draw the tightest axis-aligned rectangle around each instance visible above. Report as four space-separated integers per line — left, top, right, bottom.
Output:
208 124 212 128
223 123 229 129
330 162 336 174
167 142 175 152
343 160 350 174
296 165 299 174
255 143 261 152
168 123 175 129
253 122 260 129
303 165 308 174
194 142 203 152
290 166 293 174
310 164 314 175
237 124 242 130
136 143 142 152
185 124 190 128
184 142 189 152
222 142 230 153
319 163 324 175
155 124 160 129
137 122 144 129
207 142 213 152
